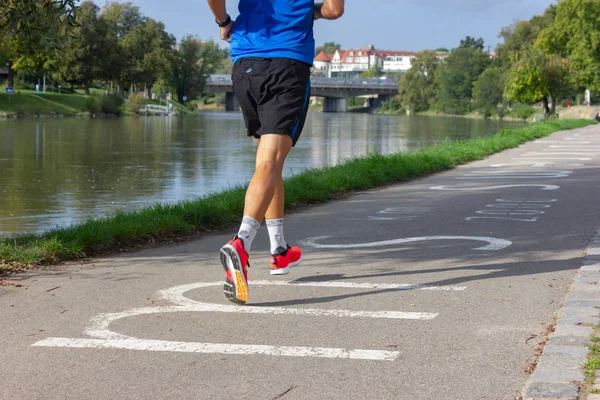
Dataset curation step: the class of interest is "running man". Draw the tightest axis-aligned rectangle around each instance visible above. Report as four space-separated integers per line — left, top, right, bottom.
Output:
207 0 345 304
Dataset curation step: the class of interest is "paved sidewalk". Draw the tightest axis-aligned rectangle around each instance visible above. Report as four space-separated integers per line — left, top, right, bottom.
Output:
2 124 600 399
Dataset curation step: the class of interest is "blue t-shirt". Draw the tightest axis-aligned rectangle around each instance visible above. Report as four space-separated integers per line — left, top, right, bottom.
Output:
230 0 315 65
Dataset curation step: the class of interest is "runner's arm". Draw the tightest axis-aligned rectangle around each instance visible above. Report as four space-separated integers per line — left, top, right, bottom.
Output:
206 0 234 42
314 0 344 20
207 0 228 23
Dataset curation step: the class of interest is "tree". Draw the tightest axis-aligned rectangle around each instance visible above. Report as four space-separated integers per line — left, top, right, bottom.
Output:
495 6 556 70
170 36 227 104
100 1 145 87
398 50 440 113
360 64 382 78
316 42 341 55
121 18 175 97
505 47 573 116
0 0 78 44
435 46 491 114
0 0 82 87
536 0 600 92
473 66 505 117
52 1 109 93
459 36 485 51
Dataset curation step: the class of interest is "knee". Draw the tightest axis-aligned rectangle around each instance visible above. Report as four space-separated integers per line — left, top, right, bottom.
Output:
255 159 278 175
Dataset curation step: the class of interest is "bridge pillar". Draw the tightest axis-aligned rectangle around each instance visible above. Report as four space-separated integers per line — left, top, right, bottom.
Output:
323 97 348 113
225 92 240 111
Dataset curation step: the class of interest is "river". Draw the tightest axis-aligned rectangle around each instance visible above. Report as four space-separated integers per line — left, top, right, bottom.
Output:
0 113 525 236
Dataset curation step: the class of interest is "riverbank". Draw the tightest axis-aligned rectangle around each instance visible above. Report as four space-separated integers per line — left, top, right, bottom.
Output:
0 92 194 118
0 118 594 274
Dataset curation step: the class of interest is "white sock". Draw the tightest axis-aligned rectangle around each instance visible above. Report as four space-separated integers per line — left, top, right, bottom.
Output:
266 218 287 254
237 216 260 253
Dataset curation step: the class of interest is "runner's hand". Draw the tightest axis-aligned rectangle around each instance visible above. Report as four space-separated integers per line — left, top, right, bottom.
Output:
314 3 323 20
221 20 234 42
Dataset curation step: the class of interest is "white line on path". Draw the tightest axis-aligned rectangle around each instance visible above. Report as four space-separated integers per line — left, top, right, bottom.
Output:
512 157 591 161
523 152 598 156
33 338 401 361
249 280 466 291
33 278 458 361
429 184 560 191
300 236 512 251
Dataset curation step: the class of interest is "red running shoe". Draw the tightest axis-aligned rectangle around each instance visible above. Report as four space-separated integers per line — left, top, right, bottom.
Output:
270 245 302 275
220 236 250 304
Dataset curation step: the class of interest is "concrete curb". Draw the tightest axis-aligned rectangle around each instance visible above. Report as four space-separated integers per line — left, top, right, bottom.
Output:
523 229 600 400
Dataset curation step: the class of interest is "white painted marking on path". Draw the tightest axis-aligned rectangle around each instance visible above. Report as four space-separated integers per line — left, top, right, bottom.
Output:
429 184 560 191
250 280 466 291
534 140 591 144
33 278 453 361
512 157 591 161
33 338 400 361
523 152 598 156
490 163 583 167
300 236 512 251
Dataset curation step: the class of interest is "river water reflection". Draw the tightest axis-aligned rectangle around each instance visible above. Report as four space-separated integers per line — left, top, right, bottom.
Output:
0 112 525 236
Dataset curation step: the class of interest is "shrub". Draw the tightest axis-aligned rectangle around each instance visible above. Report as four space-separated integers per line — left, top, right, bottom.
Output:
128 93 146 115
510 103 536 120
100 93 124 115
85 96 100 114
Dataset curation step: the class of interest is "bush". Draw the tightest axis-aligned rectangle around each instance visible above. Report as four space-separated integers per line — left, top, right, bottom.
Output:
510 103 536 120
100 93 124 115
214 93 226 106
85 96 100 114
128 93 146 114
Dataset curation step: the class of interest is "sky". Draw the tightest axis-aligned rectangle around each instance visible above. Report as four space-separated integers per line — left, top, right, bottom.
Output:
95 0 556 51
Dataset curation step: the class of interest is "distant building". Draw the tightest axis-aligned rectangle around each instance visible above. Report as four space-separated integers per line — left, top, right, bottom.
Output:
316 45 447 78
313 51 334 76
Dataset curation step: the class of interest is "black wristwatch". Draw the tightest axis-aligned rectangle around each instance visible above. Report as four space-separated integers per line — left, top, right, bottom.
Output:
216 14 232 28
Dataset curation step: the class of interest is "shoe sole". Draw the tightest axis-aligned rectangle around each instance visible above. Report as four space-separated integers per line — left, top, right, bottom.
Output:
220 244 248 305
270 255 303 276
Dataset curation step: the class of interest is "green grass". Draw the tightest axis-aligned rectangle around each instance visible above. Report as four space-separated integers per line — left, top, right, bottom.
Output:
0 92 81 115
0 119 595 273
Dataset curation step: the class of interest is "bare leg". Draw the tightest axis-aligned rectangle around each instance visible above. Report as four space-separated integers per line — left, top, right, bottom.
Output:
243 134 292 222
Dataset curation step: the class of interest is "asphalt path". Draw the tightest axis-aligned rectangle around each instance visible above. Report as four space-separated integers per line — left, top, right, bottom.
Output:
2 123 600 400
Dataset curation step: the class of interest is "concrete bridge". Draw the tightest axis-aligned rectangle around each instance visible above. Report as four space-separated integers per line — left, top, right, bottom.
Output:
205 75 398 112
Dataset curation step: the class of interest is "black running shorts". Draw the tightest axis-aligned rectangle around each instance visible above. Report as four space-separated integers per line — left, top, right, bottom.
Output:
232 58 311 146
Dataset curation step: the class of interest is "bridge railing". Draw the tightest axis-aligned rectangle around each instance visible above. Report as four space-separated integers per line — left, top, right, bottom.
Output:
206 75 398 89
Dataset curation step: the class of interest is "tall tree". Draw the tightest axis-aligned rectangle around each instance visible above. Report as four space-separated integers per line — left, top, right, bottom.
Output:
121 18 175 97
316 41 342 54
473 66 505 117
459 36 485 51
0 0 81 87
495 6 556 70
435 44 491 114
398 50 440 113
52 1 109 93
505 47 572 116
100 1 145 88
536 0 600 92
170 37 227 103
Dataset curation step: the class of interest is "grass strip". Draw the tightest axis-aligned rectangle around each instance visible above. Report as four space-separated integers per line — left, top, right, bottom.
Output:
0 119 596 272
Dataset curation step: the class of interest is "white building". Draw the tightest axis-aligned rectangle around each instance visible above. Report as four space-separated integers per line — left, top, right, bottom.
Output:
316 46 447 78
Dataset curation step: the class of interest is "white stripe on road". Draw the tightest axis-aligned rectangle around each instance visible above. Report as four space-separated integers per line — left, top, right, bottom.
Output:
429 184 560 191
512 157 591 161
250 280 466 291
523 152 598 156
33 337 401 361
300 236 512 251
